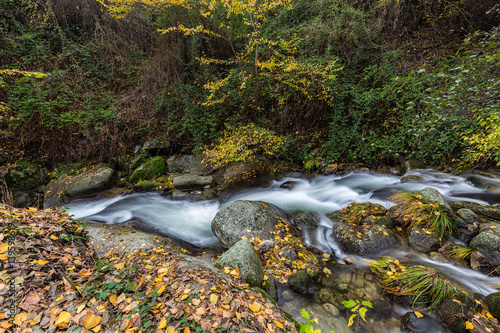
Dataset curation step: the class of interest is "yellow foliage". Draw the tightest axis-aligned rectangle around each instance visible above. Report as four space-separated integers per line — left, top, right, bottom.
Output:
203 123 285 168
462 112 500 166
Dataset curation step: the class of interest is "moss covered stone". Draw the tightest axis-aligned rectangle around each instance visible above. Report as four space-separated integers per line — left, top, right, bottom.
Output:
484 292 500 320
129 156 166 183
215 239 264 287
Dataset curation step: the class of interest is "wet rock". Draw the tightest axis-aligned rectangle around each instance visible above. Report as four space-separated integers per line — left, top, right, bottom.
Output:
456 209 479 224
401 175 424 183
343 257 357 265
264 275 278 301
167 155 214 175
171 189 189 200
288 270 313 295
322 164 338 175
369 299 392 320
484 292 500 320
465 175 500 192
215 239 264 287
408 228 441 253
211 200 291 248
469 228 500 276
401 311 446 333
374 216 394 228
129 156 166 183
420 187 454 217
219 160 274 191
429 252 448 263
460 202 500 221
333 223 399 258
323 303 340 317
294 213 320 228
173 174 213 189
280 181 296 189
318 288 346 311
141 139 170 156
281 289 294 301
438 296 473 333
405 159 426 172
44 165 115 208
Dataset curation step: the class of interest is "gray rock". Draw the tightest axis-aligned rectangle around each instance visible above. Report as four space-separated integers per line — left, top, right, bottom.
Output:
173 174 213 189
280 248 298 261
141 139 170 156
369 299 392 320
211 200 290 248
264 275 278 301
401 175 424 183
333 223 399 258
437 296 473 333
469 229 500 276
420 187 454 217
322 303 340 317
220 161 274 191
129 156 166 183
279 181 296 189
405 159 426 173
0 162 49 191
401 311 447 333
456 209 479 224
288 270 313 295
215 239 264 287
408 228 441 253
258 240 276 252
294 213 320 228
167 155 214 175
171 189 189 200
44 165 115 208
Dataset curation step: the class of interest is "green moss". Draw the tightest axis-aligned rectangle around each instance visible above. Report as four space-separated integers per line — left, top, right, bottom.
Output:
129 156 166 183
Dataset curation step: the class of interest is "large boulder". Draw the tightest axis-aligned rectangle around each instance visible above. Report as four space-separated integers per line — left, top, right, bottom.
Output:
44 165 115 208
141 139 170 156
129 156 166 183
0 162 49 207
420 187 454 217
214 239 264 287
0 161 49 191
211 200 289 249
167 155 214 176
219 161 275 191
469 226 500 276
173 174 213 189
332 223 400 258
484 292 500 321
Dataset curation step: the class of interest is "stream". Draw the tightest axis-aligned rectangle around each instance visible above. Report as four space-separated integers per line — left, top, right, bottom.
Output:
67 169 500 332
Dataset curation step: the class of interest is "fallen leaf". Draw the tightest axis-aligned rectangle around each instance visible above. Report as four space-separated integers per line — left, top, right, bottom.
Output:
249 302 261 313
0 243 8 253
55 311 71 328
210 294 218 304
274 320 284 329
414 311 423 318
158 317 167 329
465 321 474 330
84 313 102 329
166 326 176 333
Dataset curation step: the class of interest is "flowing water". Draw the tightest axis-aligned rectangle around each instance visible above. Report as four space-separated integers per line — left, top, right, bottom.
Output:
67 169 500 332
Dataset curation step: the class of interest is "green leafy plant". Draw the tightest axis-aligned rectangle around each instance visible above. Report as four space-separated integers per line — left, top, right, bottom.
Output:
391 191 455 239
343 299 372 330
371 258 458 308
299 309 334 333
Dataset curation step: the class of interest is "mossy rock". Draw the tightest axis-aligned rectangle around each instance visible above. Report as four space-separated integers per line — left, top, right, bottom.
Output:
330 202 387 225
134 180 172 192
0 161 49 191
215 239 264 287
129 156 166 183
484 292 500 320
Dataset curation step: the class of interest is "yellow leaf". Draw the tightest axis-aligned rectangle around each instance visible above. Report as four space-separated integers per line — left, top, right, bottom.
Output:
486 312 494 319
158 317 167 329
0 243 8 253
92 325 101 332
465 321 474 330
76 303 86 314
323 268 332 275
274 320 284 329
50 235 58 240
192 299 200 306
114 262 124 270
33 259 49 265
0 321 13 328
84 313 102 329
184 328 191 333
55 311 71 328
210 294 218 304
158 267 170 274
157 285 166 295
109 294 117 306
0 254 7 261
249 302 261 313
166 326 176 333
414 311 423 318
181 294 189 301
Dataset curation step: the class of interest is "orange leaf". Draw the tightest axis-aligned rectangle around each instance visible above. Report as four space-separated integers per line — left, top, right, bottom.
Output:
0 243 8 253
249 302 261 313
55 311 71 328
274 320 284 329
414 311 423 318
84 313 102 329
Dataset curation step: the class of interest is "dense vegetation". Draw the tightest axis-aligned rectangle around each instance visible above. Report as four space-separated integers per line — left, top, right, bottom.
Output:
0 0 498 169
